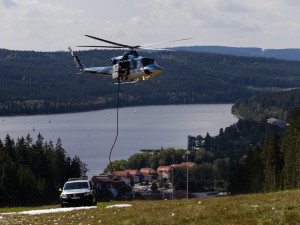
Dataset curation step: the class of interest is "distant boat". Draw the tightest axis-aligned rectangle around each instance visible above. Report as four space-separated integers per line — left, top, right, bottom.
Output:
33 125 35 131
134 109 137 113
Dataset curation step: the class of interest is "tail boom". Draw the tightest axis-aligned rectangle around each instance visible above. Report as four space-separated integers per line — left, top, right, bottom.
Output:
68 47 112 77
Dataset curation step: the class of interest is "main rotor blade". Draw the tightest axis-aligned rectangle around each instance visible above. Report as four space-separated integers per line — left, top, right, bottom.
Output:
85 35 140 49
142 38 192 47
139 48 175 51
77 45 125 48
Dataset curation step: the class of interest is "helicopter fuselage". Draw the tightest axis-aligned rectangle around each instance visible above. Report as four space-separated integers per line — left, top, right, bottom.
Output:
81 55 162 82
69 48 162 84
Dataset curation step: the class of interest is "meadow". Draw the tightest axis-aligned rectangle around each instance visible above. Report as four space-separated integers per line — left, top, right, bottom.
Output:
0 190 299 224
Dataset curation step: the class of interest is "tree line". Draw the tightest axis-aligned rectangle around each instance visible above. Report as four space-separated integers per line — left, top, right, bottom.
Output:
0 134 87 206
232 88 300 122
2 48 300 115
105 107 300 194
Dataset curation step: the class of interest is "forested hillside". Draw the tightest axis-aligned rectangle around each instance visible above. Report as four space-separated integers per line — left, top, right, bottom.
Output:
1 48 300 115
232 88 300 121
230 107 300 193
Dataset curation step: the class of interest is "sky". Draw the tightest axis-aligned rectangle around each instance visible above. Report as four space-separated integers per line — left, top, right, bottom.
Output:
1 0 300 51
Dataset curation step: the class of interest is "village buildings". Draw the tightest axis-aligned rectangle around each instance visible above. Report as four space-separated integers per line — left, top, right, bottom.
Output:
92 162 201 201
108 162 196 185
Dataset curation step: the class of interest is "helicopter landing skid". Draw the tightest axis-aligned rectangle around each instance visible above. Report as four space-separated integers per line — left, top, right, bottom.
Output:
135 79 160 86
114 79 139 85
114 79 160 86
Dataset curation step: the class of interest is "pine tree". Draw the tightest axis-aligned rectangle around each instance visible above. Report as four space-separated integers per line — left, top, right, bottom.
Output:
249 146 264 192
187 135 196 150
281 107 300 189
0 134 88 206
261 132 283 192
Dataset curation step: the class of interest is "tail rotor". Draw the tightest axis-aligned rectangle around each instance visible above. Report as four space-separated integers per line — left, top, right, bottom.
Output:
68 47 85 71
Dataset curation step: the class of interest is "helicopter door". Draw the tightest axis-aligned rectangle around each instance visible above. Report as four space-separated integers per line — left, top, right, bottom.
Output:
112 64 119 79
137 60 141 70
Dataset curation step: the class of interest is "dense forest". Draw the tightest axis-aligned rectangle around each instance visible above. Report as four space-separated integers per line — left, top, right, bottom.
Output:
1 48 300 115
232 88 300 121
0 134 87 206
230 107 300 193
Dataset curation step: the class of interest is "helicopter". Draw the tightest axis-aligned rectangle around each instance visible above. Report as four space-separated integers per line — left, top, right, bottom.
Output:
69 35 191 85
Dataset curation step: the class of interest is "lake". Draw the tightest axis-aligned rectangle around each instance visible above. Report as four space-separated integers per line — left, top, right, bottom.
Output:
0 104 238 178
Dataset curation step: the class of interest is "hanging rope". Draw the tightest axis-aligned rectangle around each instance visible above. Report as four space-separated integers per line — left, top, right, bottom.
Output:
109 81 120 178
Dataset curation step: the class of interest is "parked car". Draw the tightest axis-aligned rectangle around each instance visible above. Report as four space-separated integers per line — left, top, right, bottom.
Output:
60 177 97 207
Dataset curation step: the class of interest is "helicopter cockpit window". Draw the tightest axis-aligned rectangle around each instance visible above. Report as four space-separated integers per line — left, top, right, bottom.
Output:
141 58 156 67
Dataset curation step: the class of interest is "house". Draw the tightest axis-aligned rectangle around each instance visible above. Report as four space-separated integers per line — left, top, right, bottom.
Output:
170 164 182 168
180 162 196 168
157 166 173 179
113 171 132 184
125 170 143 183
171 162 196 168
157 162 197 180
140 168 157 182
267 118 287 128
140 168 156 174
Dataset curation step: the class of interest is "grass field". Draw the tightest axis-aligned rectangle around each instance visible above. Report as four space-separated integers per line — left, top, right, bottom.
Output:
0 190 299 224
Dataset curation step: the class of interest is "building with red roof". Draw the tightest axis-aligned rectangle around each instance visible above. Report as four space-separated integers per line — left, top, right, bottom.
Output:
180 162 196 168
125 170 143 183
157 166 173 179
113 171 131 184
140 168 157 181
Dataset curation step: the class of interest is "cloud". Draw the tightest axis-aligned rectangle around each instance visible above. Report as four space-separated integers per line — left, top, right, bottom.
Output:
0 0 86 50
283 0 300 6
0 0 300 50
0 0 16 8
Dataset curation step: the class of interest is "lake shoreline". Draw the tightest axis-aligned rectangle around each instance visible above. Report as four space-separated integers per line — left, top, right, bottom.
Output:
0 104 238 177
0 103 235 117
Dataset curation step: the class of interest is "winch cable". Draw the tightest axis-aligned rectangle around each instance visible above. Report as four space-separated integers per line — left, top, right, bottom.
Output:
109 81 120 178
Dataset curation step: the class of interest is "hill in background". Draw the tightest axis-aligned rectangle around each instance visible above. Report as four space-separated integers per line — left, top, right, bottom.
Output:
173 46 300 61
1 48 300 115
